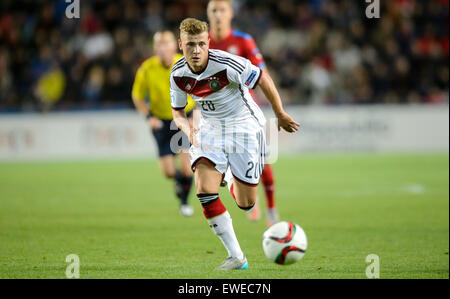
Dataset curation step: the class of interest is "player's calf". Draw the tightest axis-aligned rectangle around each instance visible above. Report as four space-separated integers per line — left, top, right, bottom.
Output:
231 177 258 211
193 160 222 194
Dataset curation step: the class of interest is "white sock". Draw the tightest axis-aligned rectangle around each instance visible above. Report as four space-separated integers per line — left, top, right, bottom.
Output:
207 211 244 260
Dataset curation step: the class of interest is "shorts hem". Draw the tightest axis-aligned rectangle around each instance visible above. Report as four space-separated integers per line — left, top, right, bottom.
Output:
191 157 217 172
232 173 259 187
158 152 176 158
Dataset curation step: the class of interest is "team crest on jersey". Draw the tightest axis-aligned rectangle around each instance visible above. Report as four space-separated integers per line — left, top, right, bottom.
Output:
209 78 221 91
173 69 229 98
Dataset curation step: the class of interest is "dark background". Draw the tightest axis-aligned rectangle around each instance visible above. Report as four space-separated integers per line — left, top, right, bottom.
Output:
0 0 448 112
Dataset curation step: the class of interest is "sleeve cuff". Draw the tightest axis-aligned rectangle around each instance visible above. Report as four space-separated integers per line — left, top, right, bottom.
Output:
252 68 263 89
172 105 187 111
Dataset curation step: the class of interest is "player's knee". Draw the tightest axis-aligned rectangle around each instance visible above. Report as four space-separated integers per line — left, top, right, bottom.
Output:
162 169 176 179
180 167 192 178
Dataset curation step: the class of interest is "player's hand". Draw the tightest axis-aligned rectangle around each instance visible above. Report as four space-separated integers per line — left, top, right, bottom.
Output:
277 111 300 133
148 117 163 131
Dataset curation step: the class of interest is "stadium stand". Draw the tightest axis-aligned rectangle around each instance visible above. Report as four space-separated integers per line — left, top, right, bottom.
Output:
0 0 448 112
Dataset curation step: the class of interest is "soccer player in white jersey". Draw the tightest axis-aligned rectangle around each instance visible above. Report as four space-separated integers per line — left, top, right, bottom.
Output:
170 18 299 270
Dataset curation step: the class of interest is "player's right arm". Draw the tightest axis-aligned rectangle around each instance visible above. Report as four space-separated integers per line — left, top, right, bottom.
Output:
172 108 197 146
170 73 197 146
131 64 162 130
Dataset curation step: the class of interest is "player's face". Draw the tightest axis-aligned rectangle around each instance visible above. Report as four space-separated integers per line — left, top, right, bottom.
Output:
207 1 233 30
153 31 177 63
179 32 210 71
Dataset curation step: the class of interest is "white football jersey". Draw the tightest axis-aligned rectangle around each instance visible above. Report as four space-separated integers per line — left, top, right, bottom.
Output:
170 49 265 127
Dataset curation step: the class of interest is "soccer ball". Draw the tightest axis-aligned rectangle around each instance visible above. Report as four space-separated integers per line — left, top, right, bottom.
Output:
262 221 307 265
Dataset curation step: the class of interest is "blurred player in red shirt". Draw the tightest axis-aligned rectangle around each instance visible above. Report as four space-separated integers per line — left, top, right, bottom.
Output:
207 0 279 226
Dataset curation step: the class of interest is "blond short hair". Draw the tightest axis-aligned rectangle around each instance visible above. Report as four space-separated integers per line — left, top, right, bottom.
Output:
209 0 233 4
179 18 209 36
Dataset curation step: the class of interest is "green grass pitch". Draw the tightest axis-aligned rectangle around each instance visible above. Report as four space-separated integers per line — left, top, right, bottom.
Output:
0 154 448 279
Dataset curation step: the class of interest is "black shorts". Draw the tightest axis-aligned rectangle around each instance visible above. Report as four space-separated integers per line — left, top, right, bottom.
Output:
152 116 191 158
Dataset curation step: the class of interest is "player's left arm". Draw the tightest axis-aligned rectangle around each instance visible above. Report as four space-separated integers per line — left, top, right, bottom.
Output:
231 54 299 133
257 70 300 133
234 56 300 133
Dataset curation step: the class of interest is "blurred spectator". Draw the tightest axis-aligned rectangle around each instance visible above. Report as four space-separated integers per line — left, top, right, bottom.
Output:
81 65 105 106
34 64 66 111
0 0 448 112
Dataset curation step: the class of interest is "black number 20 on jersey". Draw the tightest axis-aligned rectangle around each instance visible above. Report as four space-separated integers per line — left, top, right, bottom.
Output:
200 101 216 111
